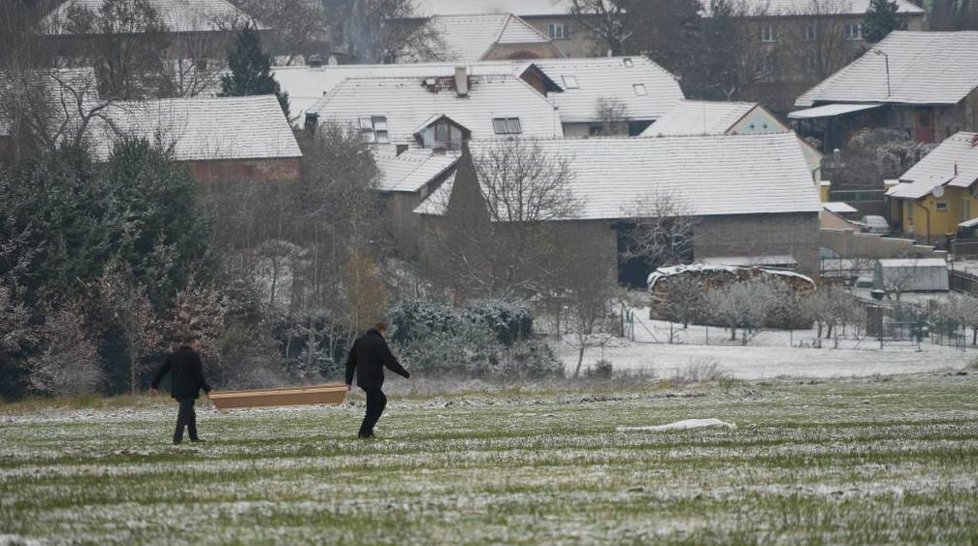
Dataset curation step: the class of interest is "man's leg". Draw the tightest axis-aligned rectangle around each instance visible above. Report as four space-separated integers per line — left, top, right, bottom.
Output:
174 399 191 444
185 399 200 442
359 388 383 437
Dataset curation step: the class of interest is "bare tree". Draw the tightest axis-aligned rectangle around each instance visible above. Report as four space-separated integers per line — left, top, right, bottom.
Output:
708 277 782 344
620 189 697 271
229 0 330 66
569 0 632 56
52 0 171 99
929 0 978 30
783 0 861 82
96 260 160 394
596 97 629 136
426 139 580 298
28 299 104 396
322 0 444 63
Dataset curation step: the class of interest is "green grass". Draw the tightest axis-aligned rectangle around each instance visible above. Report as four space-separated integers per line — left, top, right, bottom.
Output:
2 374 977 545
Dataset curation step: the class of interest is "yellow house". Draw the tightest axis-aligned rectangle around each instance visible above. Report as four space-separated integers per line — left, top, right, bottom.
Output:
887 132 978 245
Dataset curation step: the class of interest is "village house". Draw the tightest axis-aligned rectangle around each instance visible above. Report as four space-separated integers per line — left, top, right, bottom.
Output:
641 99 823 177
278 56 683 136
707 0 924 113
886 131 978 246
91 95 302 183
399 0 597 58
409 13 565 63
411 133 823 284
38 0 263 96
792 31 978 152
302 69 564 151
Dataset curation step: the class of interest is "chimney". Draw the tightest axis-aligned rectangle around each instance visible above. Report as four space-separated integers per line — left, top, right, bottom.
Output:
454 66 468 97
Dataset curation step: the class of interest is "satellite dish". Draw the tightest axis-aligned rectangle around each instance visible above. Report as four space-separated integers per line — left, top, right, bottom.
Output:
932 186 945 198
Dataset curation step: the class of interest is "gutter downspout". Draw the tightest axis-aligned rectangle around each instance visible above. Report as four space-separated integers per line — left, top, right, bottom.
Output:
913 200 931 244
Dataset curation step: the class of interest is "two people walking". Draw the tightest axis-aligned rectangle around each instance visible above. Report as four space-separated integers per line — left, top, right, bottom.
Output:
150 322 409 443
345 322 410 439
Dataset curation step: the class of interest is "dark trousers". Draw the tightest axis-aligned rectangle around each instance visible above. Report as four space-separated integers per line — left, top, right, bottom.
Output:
358 388 387 437
174 398 199 443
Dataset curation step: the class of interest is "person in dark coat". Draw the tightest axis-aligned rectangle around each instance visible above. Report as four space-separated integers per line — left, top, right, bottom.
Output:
150 338 212 444
345 322 410 439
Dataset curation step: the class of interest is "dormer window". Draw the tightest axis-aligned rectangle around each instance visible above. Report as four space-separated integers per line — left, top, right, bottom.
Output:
633 84 647 96
493 117 522 135
359 115 389 144
562 75 579 89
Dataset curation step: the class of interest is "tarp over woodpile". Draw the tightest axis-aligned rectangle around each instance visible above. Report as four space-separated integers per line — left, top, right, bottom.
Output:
646 264 816 328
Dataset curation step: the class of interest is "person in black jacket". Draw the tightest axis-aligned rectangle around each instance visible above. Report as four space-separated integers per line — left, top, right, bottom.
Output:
345 322 410 439
150 338 212 444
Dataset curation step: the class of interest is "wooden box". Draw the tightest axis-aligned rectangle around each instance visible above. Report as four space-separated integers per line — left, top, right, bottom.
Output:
209 384 347 410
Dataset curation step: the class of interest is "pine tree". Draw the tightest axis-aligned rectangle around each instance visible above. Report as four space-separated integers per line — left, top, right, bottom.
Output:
863 0 900 44
220 24 291 120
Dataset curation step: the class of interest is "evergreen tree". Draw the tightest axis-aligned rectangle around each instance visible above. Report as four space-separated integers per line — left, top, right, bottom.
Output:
220 24 291 120
863 0 901 44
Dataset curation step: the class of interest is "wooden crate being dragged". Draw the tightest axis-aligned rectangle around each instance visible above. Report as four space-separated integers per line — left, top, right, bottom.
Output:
209 384 347 409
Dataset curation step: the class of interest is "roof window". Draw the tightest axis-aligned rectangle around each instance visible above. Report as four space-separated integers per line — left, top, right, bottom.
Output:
492 117 522 135
359 115 389 144
562 75 579 89
633 83 647 96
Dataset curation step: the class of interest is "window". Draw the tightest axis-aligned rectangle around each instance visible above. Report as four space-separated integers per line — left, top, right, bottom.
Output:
758 55 776 75
804 23 818 41
492 117 522 135
359 115 389 144
844 23 862 41
434 121 450 142
805 54 818 73
561 75 579 89
760 25 777 43
905 201 914 226
936 201 949 212
633 83 647 96
961 198 972 222
548 22 566 40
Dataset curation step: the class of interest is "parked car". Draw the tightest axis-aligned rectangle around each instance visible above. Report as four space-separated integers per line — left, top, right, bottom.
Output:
859 215 889 234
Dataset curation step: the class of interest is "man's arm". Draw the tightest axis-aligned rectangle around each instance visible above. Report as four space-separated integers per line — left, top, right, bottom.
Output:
380 342 410 379
344 341 358 388
193 352 211 394
150 357 172 391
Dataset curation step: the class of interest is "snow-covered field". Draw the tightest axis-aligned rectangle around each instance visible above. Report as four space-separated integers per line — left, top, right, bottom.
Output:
557 312 974 379
2 374 977 545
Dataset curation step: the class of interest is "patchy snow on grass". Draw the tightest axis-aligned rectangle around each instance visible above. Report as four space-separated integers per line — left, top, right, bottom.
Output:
618 418 737 433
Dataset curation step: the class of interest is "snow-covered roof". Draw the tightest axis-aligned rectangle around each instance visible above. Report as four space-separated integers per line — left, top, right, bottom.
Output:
641 100 761 136
886 132 978 200
91 95 300 162
446 133 822 221
413 172 456 215
703 0 923 16
428 14 559 63
41 0 262 34
823 202 858 214
273 62 520 126
408 0 573 18
375 149 460 192
877 257 948 267
275 56 683 126
787 103 881 119
531 56 684 123
306 75 563 146
796 31 978 107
